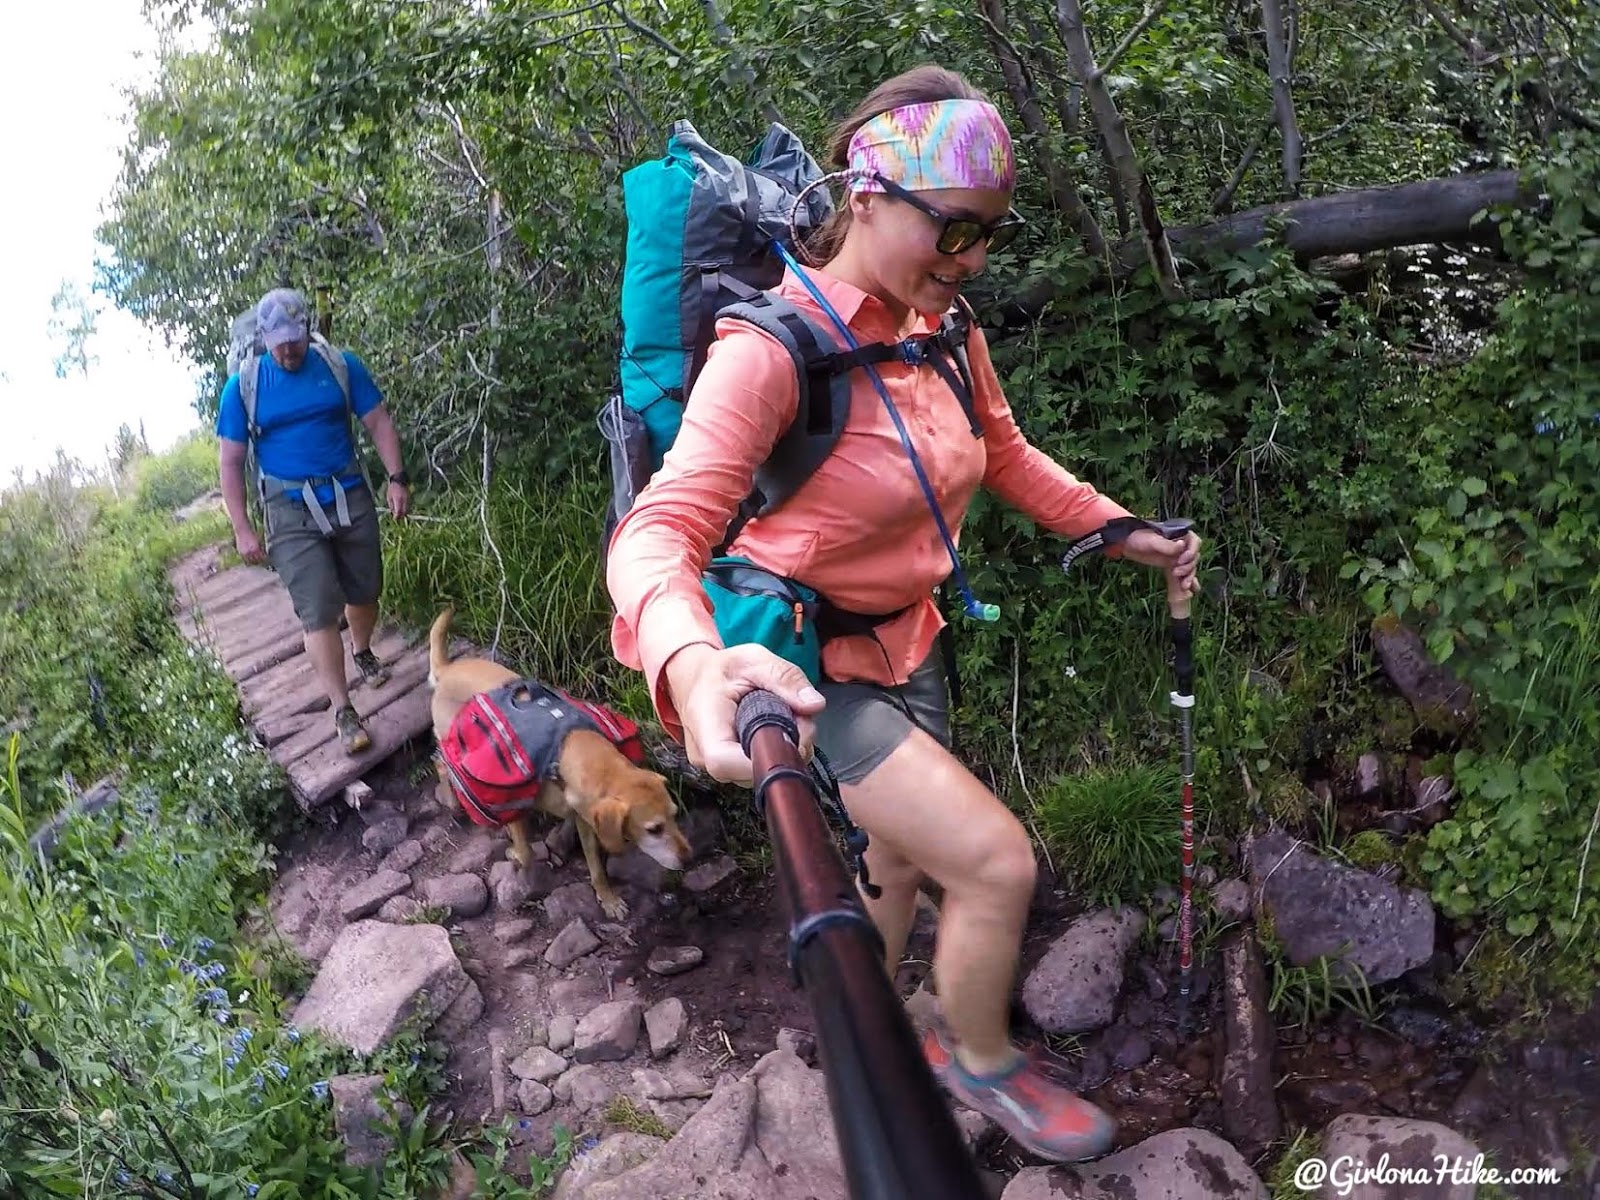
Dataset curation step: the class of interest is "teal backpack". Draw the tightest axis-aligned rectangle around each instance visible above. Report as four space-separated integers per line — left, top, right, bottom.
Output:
598 119 983 684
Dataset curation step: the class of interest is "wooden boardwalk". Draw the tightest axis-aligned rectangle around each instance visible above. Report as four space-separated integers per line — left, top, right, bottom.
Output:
169 543 459 810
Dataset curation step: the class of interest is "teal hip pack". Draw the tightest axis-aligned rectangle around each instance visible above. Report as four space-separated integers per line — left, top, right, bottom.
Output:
702 557 824 684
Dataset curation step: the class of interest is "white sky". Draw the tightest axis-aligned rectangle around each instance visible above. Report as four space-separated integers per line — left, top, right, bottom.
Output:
0 0 205 483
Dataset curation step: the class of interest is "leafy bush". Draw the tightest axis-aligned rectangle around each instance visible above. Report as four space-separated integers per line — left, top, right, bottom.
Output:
133 431 218 514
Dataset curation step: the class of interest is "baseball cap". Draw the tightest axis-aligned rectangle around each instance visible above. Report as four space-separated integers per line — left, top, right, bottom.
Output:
256 288 312 349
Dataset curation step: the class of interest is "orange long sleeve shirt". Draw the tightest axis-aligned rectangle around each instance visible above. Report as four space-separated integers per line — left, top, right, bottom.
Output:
605 265 1132 741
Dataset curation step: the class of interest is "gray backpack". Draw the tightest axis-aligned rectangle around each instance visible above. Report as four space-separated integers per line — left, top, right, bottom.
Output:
227 307 369 534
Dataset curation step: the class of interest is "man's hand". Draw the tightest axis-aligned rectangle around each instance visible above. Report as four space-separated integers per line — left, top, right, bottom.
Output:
386 481 411 520
234 525 266 565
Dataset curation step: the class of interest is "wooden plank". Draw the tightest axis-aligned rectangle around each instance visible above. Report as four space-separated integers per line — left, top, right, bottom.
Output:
241 629 413 718
216 614 311 669
229 640 307 685
188 568 279 614
288 685 438 809
269 651 434 764
200 592 299 643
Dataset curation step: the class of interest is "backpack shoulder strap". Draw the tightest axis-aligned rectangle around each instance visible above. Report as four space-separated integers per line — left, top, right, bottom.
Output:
240 355 263 443
309 336 352 414
715 291 854 524
926 299 983 438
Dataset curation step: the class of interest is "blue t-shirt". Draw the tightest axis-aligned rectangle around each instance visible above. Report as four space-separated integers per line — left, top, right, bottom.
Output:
216 349 383 503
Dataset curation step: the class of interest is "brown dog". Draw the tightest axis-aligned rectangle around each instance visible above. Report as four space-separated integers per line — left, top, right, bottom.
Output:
426 607 690 918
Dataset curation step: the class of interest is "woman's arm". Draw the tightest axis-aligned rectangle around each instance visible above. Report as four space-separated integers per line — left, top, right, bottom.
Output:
606 321 801 738
965 325 1133 539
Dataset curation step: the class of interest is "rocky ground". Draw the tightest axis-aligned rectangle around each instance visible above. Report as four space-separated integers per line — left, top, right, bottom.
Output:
260 736 1600 1199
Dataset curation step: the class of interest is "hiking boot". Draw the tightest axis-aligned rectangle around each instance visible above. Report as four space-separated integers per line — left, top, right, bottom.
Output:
353 648 390 688
335 704 371 755
923 1026 1116 1163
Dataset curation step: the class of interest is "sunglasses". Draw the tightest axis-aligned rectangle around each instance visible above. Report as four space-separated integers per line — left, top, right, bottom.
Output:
873 174 1026 256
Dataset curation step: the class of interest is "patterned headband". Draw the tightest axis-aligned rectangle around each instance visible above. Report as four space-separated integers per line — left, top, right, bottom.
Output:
847 98 1015 194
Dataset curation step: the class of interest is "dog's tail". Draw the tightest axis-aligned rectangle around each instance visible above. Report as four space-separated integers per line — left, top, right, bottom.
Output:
428 606 455 686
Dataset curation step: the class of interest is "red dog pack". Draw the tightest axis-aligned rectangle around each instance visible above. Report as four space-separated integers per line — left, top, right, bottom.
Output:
439 679 645 828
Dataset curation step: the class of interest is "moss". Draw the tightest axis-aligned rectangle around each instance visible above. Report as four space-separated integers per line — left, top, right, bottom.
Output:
1343 829 1399 871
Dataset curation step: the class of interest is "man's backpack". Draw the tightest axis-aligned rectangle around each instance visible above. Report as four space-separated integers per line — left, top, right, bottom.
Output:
226 306 370 527
598 119 983 554
438 680 646 828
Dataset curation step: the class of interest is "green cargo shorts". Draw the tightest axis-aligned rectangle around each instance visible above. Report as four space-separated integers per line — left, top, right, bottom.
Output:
814 650 952 785
264 484 383 631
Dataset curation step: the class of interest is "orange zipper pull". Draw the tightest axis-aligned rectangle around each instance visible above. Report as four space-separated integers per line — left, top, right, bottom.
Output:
793 601 804 642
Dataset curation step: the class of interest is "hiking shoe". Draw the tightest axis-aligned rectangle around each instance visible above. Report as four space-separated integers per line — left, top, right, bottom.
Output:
335 704 372 755
353 648 390 688
923 1026 1116 1163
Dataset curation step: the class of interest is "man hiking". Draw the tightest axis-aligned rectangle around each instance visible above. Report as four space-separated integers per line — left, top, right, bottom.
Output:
216 287 412 754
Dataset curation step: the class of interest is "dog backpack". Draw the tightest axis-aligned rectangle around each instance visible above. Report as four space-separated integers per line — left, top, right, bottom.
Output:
596 118 983 556
438 679 645 828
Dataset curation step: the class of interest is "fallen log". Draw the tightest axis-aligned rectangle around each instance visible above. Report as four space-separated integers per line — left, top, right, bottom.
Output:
1009 168 1531 318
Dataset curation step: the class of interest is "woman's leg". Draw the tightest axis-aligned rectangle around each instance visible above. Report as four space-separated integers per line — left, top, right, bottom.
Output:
856 834 925 977
839 726 1116 1162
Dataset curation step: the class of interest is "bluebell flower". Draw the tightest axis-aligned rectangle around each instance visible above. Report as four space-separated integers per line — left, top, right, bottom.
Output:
268 1059 289 1080
284 1026 301 1043
158 934 173 949
159 1171 173 1184
578 1135 599 1154
517 1118 532 1132
179 959 199 977
201 987 227 1007
231 1027 253 1048
247 1186 259 1197
213 1009 232 1025
310 1080 329 1100
195 936 214 954
251 1072 265 1091
205 962 226 980
225 1053 240 1071
133 947 146 968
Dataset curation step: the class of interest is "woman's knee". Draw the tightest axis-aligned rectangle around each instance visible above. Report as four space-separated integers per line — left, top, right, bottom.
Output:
947 810 1036 905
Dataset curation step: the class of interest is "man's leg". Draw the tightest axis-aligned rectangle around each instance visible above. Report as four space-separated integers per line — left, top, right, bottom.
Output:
346 602 379 655
335 487 389 687
304 624 352 709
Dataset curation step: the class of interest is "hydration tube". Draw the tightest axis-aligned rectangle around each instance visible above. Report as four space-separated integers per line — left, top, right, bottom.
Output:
772 240 999 625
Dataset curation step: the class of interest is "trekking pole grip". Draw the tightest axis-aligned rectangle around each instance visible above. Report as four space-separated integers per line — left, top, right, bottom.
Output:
736 689 799 756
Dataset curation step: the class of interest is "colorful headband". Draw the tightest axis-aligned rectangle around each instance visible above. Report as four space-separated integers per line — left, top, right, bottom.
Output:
847 99 1015 194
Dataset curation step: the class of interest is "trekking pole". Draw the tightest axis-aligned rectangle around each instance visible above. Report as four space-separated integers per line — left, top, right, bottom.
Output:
1060 516 1198 1033
735 691 988 1200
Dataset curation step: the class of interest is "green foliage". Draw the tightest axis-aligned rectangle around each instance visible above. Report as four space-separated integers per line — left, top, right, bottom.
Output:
133 432 220 514
1035 763 1179 906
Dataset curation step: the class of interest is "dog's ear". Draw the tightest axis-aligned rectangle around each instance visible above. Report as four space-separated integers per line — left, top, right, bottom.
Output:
590 797 629 854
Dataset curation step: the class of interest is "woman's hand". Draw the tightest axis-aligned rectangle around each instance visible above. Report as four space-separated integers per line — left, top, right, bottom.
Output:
663 643 826 785
1122 527 1202 598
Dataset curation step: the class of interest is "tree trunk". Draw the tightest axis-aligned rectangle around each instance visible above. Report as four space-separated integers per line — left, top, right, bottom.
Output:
1260 0 1302 195
1008 169 1528 317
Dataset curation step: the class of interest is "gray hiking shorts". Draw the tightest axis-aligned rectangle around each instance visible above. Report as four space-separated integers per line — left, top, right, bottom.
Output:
264 484 383 631
814 650 952 785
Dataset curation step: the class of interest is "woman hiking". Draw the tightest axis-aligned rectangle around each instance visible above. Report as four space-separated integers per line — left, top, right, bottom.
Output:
605 63 1201 1163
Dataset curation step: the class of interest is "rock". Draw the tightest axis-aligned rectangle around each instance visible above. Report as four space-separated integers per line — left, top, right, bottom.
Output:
379 839 425 874
583 1050 846 1200
340 870 413 921
1316 1114 1482 1199
292 921 468 1055
509 1046 568 1083
548 1013 577 1053
545 918 601 969
496 917 536 943
343 780 375 813
518 1079 554 1116
543 881 604 928
550 1132 666 1200
1370 614 1476 734
1213 878 1253 922
505 945 541 969
1107 1027 1153 1072
903 982 942 1030
1409 775 1455 829
1217 931 1281 1158
607 847 669 891
448 838 501 875
633 1067 714 1102
1247 829 1434 985
681 806 723 856
421 873 490 919
1355 752 1385 799
491 860 557 912
420 824 455 853
645 997 687 1058
362 816 410 857
545 819 579 862
376 895 425 923
684 854 739 893
647 945 704 976
435 978 486 1039
329 1074 413 1168
1020 907 1147 1034
1002 1127 1266 1199
574 999 644 1063
776 1027 816 1065
553 1064 614 1112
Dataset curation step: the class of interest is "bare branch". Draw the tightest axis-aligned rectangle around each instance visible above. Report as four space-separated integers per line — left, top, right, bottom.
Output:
979 0 1106 256
1016 9 1081 138
1095 0 1171 80
609 1 689 59
1260 0 1302 195
1420 0 1491 62
1057 0 1182 296
1213 121 1271 214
